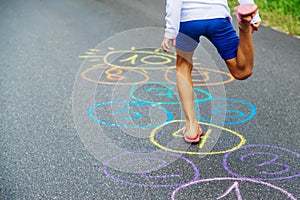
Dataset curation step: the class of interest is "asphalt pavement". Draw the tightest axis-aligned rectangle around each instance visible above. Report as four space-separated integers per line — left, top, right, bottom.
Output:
1 0 299 199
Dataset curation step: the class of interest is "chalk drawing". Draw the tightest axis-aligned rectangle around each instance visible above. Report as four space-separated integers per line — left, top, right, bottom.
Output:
88 100 173 128
103 150 200 187
196 98 256 125
165 66 235 86
130 82 212 105
81 66 149 85
223 144 300 180
103 48 176 70
150 120 246 155
171 177 298 200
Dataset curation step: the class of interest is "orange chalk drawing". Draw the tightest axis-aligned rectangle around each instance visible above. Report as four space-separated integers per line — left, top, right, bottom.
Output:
165 67 234 86
81 66 149 85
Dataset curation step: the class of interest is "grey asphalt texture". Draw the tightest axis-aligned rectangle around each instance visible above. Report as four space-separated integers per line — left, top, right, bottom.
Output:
1 0 299 199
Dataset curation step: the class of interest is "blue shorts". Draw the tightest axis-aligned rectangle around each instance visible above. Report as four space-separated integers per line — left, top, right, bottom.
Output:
176 18 239 60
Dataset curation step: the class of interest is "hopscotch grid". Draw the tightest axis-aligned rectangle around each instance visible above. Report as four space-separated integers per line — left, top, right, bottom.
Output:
75 45 299 198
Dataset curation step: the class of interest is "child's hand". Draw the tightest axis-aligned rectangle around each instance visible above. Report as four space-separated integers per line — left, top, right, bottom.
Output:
161 38 176 53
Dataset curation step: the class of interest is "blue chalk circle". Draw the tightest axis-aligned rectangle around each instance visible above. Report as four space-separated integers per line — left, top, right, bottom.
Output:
196 98 256 125
88 100 173 128
130 82 212 105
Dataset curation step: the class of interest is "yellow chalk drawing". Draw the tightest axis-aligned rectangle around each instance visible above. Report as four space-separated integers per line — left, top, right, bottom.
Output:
120 54 139 65
103 49 176 70
140 55 172 65
150 120 246 155
199 129 212 149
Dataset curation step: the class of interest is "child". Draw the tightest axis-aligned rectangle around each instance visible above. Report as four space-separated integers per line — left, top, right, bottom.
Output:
161 0 261 143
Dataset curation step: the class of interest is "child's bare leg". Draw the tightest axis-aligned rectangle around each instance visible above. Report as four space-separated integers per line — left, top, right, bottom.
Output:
225 15 256 80
175 49 199 139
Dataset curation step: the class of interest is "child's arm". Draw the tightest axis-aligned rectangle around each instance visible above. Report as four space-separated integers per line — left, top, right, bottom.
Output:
162 0 182 52
164 0 182 40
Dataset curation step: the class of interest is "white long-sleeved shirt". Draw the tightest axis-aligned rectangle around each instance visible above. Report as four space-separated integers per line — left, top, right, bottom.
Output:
164 0 261 39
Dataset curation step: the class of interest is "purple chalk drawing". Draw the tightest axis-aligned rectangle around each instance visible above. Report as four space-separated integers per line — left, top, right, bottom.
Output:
240 152 291 175
171 177 298 200
103 150 200 187
223 144 300 180
216 181 242 200
124 158 180 179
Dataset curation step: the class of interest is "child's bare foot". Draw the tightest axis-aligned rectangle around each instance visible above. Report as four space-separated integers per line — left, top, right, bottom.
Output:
235 4 258 22
235 4 258 33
